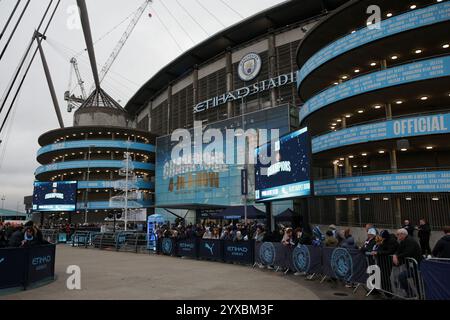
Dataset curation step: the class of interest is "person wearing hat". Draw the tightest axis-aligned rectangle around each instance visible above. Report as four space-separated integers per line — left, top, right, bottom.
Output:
360 228 377 256
371 230 399 256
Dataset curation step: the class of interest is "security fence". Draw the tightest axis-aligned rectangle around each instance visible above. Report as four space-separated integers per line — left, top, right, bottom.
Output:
66 234 450 300
0 244 56 290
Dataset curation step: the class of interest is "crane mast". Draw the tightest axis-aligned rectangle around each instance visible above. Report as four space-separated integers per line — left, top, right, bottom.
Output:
92 0 152 91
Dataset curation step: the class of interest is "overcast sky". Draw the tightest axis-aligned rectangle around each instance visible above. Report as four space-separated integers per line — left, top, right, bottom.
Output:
0 0 286 211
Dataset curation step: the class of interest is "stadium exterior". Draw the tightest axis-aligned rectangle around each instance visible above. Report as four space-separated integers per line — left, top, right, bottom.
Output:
125 0 351 224
296 0 450 230
34 89 156 225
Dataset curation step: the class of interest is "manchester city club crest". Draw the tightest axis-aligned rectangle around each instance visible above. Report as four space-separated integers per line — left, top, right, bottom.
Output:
259 242 275 265
162 238 173 255
331 248 353 281
238 52 262 81
293 245 310 273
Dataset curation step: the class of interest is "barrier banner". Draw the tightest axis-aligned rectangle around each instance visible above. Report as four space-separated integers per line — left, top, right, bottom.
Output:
292 245 323 274
199 239 223 261
223 240 254 264
160 238 176 256
256 242 276 265
0 248 27 289
176 238 198 258
322 247 368 283
27 244 56 285
275 244 294 270
421 259 450 300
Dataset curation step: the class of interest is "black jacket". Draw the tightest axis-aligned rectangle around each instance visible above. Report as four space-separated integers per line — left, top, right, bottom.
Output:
8 230 23 247
418 224 431 241
432 235 450 258
395 236 422 263
294 232 312 246
402 224 415 237
377 234 399 256
360 237 376 255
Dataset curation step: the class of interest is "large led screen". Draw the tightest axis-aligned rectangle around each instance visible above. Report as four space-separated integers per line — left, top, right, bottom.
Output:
32 181 78 212
255 127 311 202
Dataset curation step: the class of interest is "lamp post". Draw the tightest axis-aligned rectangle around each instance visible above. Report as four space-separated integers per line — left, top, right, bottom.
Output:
1 195 5 210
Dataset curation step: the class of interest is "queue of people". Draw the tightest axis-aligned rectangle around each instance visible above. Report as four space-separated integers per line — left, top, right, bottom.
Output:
0 221 48 248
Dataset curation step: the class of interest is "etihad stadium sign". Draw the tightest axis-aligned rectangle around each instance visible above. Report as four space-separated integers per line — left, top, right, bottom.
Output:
193 71 296 114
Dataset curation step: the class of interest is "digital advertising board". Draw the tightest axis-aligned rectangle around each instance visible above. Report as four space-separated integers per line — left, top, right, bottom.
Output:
32 181 78 212
255 127 311 202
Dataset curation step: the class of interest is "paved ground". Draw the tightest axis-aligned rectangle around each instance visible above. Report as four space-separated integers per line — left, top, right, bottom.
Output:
1 245 376 300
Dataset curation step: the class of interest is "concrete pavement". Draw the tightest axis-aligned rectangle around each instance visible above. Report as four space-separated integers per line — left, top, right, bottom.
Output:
1 245 374 300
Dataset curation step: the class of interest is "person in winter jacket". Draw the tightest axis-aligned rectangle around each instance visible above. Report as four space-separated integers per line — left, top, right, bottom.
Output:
339 228 357 249
402 219 415 238
360 228 377 255
294 227 312 246
417 219 431 256
372 230 399 256
432 226 450 258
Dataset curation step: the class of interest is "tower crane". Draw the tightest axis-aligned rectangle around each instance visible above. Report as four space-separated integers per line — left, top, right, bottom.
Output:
65 0 152 112
65 57 87 112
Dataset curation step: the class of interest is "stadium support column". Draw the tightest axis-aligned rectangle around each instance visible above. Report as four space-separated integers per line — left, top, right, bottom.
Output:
167 84 172 135
193 65 199 122
382 59 402 227
334 162 341 225
342 116 355 226
225 50 234 118
268 30 277 107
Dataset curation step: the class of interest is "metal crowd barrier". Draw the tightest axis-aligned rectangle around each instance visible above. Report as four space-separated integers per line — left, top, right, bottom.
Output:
370 254 424 300
41 229 59 244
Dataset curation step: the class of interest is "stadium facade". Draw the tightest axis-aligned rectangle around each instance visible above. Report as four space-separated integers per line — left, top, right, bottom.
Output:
34 89 156 224
296 0 450 229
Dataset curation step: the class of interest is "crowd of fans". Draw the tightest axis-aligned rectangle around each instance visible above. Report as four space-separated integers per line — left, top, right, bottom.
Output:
0 221 49 248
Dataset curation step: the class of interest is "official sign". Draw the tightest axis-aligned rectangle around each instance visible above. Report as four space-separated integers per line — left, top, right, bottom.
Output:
312 113 450 153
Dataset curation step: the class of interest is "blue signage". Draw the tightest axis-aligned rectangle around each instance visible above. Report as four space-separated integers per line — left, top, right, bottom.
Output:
314 171 450 196
76 200 153 210
297 2 450 87
32 181 78 212
300 56 450 123
37 140 154 157
35 160 154 175
155 105 291 207
223 240 254 264
312 113 450 153
255 127 311 201
77 180 153 190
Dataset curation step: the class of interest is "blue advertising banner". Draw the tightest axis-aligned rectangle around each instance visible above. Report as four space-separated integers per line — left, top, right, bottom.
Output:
77 179 153 190
322 247 368 283
255 127 311 201
312 113 450 153
300 56 450 123
199 239 223 261
160 238 175 256
37 140 154 157
0 248 27 289
155 105 291 207
421 259 450 300
223 240 254 264
26 244 56 285
176 238 198 258
36 160 154 175
76 200 153 210
292 245 323 274
297 1 450 86
314 171 450 196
